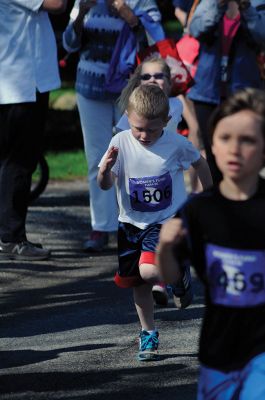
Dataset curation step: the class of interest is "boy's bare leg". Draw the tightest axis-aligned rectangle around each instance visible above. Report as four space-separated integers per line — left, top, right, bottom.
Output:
133 281 160 361
133 262 162 329
133 283 155 330
133 262 161 361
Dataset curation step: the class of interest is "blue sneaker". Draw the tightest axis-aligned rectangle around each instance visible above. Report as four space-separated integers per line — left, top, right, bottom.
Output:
138 330 159 361
170 266 193 309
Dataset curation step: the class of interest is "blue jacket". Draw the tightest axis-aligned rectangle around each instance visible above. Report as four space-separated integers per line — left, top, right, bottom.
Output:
187 0 265 104
105 11 165 93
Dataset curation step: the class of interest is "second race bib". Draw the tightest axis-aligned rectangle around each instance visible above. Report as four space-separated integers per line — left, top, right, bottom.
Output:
206 243 265 307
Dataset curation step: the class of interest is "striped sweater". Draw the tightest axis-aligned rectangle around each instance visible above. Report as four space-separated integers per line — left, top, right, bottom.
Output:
63 0 162 100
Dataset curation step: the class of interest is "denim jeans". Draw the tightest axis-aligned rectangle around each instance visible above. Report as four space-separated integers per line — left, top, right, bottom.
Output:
77 93 120 232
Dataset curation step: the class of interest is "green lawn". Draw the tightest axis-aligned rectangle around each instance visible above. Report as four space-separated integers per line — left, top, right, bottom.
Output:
49 86 76 106
33 150 87 181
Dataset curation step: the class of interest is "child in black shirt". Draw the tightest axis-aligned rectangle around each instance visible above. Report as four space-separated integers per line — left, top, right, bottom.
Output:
157 87 265 399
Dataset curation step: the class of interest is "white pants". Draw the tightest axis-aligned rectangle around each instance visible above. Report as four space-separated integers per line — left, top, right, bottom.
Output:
77 93 120 231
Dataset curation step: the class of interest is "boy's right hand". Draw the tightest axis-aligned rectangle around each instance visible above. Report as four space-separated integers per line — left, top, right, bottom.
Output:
100 146 119 173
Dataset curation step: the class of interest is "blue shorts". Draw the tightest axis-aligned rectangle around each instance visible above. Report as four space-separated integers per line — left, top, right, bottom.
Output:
198 352 265 400
114 222 161 288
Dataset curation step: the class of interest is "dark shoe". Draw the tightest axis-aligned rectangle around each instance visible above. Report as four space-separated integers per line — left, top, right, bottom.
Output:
0 240 50 261
138 330 159 361
83 231 109 252
152 284 168 307
170 266 193 309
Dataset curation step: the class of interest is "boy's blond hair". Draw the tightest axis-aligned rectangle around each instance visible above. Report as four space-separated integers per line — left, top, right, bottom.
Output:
127 85 169 121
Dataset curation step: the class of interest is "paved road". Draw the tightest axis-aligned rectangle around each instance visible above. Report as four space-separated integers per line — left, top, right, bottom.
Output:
0 180 204 400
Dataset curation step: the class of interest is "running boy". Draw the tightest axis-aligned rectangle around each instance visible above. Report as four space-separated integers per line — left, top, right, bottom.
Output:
117 56 201 307
157 88 265 397
98 85 212 361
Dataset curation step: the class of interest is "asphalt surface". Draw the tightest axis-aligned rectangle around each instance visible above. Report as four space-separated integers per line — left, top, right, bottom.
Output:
0 179 204 400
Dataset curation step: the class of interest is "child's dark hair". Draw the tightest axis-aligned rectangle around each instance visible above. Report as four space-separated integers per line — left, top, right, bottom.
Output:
208 88 265 144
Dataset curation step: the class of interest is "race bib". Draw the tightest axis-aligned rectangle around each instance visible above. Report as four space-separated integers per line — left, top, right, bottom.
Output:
129 172 172 212
206 244 265 307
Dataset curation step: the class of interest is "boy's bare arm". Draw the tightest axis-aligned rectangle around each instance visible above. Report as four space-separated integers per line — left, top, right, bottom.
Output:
157 219 187 284
192 155 213 190
97 146 118 190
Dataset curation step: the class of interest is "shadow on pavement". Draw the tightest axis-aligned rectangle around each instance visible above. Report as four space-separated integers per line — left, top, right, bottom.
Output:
0 343 115 369
0 365 198 399
0 182 201 400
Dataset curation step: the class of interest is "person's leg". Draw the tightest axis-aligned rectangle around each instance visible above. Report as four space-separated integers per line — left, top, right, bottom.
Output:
133 282 155 331
76 94 119 249
170 262 193 309
134 263 160 361
152 282 168 307
0 93 50 260
179 95 203 193
115 222 144 288
193 101 222 184
135 249 162 361
115 223 161 361
134 279 160 361
135 256 163 328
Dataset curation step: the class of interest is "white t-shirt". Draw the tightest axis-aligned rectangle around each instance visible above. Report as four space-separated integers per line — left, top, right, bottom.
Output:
99 128 200 229
0 1 61 104
116 97 183 132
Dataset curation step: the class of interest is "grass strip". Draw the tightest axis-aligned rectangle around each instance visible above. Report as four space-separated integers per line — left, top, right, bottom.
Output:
33 150 87 181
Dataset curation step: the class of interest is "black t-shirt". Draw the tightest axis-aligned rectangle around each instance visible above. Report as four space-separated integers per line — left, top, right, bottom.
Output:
177 178 265 372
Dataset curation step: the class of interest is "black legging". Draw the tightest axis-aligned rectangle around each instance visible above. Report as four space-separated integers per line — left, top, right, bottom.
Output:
0 92 49 242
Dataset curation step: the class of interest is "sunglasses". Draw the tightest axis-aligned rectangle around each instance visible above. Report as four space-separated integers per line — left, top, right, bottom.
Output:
140 73 165 81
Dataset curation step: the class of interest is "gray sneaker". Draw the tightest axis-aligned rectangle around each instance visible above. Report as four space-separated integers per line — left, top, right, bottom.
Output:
83 231 109 252
0 240 50 261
